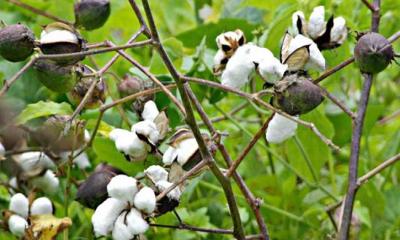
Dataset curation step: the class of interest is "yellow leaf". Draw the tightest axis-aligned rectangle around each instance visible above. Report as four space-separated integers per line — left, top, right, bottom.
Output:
30 214 72 240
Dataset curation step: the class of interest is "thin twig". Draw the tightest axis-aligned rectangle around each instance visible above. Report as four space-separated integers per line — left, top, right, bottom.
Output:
5 0 73 25
150 223 233 235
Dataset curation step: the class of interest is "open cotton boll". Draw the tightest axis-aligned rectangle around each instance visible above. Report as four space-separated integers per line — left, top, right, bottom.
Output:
221 44 255 89
8 214 28 237
307 6 326 39
15 151 55 173
156 180 181 201
266 114 298 143
9 193 29 218
291 11 306 35
92 198 126 237
40 29 78 45
249 45 287 83
213 49 226 65
31 170 60 194
134 187 156 214
126 208 149 235
142 100 159 122
107 175 138 204
162 146 178 166
331 17 347 43
144 165 169 183
176 138 199 166
73 152 91 169
289 35 325 71
0 142 5 157
30 197 53 215
84 129 91 143
131 120 160 144
109 129 149 160
112 212 134 240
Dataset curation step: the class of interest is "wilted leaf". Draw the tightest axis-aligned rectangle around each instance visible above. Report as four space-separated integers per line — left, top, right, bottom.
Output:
30 214 72 240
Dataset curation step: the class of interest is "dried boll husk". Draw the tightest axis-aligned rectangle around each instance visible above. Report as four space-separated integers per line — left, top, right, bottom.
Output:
76 165 122 209
32 115 86 153
118 75 143 97
216 29 246 57
67 65 106 109
0 24 35 62
354 32 394 74
34 59 79 93
272 73 324 115
39 22 85 65
74 0 111 31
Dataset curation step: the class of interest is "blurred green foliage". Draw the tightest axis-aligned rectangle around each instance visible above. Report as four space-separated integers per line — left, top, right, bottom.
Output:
1 0 400 239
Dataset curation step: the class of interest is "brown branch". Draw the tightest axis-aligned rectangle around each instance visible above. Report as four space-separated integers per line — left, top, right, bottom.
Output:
0 56 37 96
378 109 400 125
226 115 274 177
317 85 357 119
357 153 400 185
150 223 233 235
313 57 355 84
361 0 377 11
5 0 73 25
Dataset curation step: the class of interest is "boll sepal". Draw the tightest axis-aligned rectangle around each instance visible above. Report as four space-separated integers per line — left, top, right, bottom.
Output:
0 24 35 62
354 32 394 74
271 73 324 115
74 0 111 31
33 59 79 93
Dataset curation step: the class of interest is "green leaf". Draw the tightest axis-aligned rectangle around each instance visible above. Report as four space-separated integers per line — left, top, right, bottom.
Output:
15 101 73 125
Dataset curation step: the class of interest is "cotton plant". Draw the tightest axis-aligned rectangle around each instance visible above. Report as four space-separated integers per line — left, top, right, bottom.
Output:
91 174 164 239
12 152 60 194
291 6 348 50
109 100 168 161
5 193 54 237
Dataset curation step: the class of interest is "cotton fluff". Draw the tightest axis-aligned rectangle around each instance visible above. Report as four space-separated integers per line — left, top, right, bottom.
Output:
156 180 181 200
15 152 55 173
59 151 91 169
144 165 169 183
291 11 306 35
112 212 134 240
266 114 298 143
0 142 5 157
287 35 325 71
162 146 178 166
109 128 149 161
126 208 149 235
107 175 138 204
92 198 126 237
40 29 78 45
330 17 347 43
30 197 53 215
8 214 28 237
142 100 159 122
216 30 243 50
221 44 255 89
134 187 156 214
252 46 287 84
9 193 29 218
31 170 60 194
84 129 91 143
176 138 199 166
131 120 160 144
307 6 325 39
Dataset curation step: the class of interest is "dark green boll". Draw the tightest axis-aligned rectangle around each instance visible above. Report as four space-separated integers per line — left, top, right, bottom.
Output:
34 59 79 93
354 32 394 74
74 0 111 30
272 73 324 115
0 24 35 62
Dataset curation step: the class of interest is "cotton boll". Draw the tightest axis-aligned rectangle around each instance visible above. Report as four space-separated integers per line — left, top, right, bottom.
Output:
162 146 178 166
156 180 181 201
213 49 228 75
109 129 149 161
258 57 287 84
330 17 347 44
107 175 138 204
73 152 91 169
40 29 78 45
292 11 306 35
84 129 91 143
289 35 325 71
0 142 5 157
134 187 156 214
131 120 160 144
31 170 60 194
92 198 126 237
142 100 159 122
144 165 169 183
9 193 29 218
176 138 199 166
308 6 326 39
221 44 255 89
266 114 298 143
14 151 55 173
126 208 149 235
30 197 53 215
112 212 134 240
8 214 28 237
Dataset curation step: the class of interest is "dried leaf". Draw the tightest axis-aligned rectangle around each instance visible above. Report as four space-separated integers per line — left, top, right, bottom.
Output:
30 214 72 240
153 111 169 140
